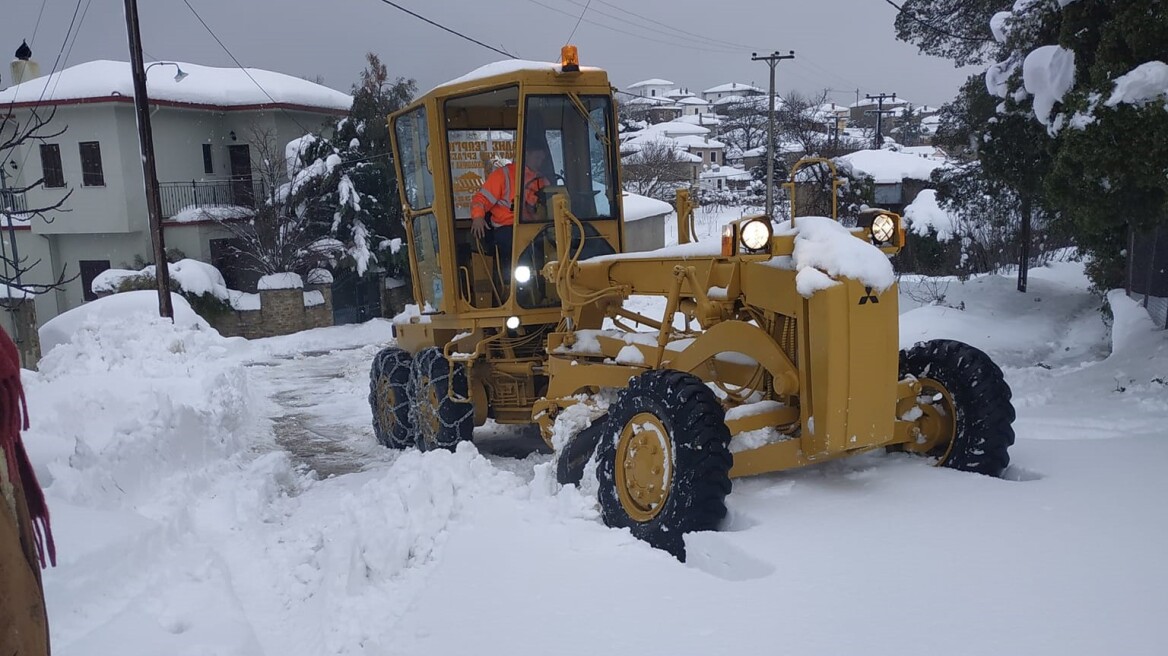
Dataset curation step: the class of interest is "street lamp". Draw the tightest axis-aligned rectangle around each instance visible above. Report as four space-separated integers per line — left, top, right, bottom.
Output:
146 61 188 83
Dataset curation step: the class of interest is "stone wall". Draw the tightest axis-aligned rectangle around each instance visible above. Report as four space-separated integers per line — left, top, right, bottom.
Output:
211 284 334 339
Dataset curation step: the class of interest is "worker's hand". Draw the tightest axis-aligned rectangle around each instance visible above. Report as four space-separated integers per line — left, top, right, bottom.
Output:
471 216 486 239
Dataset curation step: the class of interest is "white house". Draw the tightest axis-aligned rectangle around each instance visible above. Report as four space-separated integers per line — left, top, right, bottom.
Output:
702 82 763 103
0 56 350 326
625 78 674 99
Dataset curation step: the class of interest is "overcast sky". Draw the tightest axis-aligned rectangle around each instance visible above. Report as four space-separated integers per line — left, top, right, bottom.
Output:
2 0 980 108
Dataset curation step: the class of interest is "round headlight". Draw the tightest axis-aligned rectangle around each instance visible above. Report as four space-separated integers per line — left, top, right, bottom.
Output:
505 316 521 330
872 214 896 243
739 219 772 251
514 265 532 284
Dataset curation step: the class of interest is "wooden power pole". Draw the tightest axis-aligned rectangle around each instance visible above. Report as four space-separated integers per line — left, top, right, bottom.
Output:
123 0 174 319
865 92 897 149
751 50 795 219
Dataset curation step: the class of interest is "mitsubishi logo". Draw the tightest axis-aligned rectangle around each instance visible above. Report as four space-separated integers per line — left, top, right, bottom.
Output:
859 287 880 305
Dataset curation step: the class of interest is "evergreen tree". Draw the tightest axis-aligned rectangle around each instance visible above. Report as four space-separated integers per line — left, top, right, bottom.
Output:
288 53 416 278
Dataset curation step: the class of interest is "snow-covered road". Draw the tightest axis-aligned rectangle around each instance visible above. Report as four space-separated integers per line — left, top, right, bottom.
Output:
21 262 1168 655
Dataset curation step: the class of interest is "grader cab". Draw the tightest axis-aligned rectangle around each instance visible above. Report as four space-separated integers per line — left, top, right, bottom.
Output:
370 48 1015 559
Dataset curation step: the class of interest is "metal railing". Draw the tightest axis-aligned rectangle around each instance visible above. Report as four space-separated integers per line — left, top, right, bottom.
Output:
159 179 266 219
0 189 28 215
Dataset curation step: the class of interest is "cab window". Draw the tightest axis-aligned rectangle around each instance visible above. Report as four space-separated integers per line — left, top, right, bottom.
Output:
394 106 435 210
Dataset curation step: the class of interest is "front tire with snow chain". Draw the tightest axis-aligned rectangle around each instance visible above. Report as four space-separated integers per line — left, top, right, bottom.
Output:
597 370 732 561
898 339 1015 477
408 347 474 452
369 347 413 449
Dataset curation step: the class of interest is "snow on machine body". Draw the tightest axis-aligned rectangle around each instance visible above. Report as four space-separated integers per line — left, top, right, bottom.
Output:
369 47 1015 558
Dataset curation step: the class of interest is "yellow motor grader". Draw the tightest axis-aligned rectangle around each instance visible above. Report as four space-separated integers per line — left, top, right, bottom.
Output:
369 47 1015 559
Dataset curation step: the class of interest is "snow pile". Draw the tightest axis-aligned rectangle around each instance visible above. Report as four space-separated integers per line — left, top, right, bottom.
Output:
776 216 896 297
0 282 32 299
259 273 305 290
904 189 957 241
1023 45 1077 125
1105 61 1168 108
0 60 351 110
306 268 334 285
39 291 214 354
836 149 946 184
24 312 250 509
229 290 261 311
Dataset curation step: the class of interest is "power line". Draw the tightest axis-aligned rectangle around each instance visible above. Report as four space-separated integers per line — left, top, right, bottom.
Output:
524 0 743 55
559 0 755 53
30 0 49 46
181 0 315 136
371 0 517 59
565 0 592 45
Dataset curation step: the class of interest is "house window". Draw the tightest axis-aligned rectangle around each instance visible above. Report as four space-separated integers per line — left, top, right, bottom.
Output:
79 260 111 302
202 144 214 174
650 90 656 97
79 141 104 186
39 144 65 188
710 151 718 163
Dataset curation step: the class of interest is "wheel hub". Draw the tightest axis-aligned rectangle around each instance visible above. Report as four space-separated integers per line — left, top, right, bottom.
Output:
905 377 956 461
376 375 397 429
614 412 673 522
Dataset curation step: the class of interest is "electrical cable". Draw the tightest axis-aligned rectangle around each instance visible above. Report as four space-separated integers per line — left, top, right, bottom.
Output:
371 0 518 59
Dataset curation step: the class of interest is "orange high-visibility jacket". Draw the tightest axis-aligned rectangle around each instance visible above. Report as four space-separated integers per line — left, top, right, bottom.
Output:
470 163 549 227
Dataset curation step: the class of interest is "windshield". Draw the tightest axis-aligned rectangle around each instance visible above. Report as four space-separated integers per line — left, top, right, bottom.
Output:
520 95 617 222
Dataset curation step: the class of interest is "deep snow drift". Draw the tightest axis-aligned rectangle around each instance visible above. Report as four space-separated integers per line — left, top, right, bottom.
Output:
22 256 1168 655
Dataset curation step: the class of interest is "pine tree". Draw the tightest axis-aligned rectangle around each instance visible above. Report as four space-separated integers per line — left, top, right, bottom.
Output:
287 54 416 278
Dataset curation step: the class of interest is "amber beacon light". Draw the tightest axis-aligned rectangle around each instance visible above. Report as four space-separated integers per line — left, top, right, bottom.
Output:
561 45 580 72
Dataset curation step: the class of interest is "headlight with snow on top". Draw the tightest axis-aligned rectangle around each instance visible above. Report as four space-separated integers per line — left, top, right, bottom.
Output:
739 219 772 252
871 214 897 243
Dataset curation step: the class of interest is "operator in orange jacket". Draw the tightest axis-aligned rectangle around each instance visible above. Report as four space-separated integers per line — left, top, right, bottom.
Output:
470 140 551 273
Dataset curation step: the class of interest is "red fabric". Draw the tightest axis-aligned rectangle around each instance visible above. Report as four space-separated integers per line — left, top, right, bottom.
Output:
0 328 54 568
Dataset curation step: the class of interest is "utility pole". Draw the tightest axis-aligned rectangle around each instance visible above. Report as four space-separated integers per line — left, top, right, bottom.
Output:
751 49 795 219
123 0 174 319
865 92 897 149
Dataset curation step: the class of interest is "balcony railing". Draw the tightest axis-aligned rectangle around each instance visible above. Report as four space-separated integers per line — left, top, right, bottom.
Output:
0 189 28 215
160 179 266 220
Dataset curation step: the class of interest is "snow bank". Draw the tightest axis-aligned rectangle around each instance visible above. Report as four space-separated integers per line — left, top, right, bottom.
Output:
776 216 896 297
904 190 957 241
39 291 214 354
259 273 305 290
23 312 250 510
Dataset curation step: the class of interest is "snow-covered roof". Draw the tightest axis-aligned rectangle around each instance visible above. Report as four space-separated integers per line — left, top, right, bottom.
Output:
629 121 711 139
849 97 910 108
622 192 673 222
671 134 726 149
700 165 752 181
674 113 722 126
435 59 603 91
628 78 674 88
835 149 947 184
704 82 763 94
623 96 670 106
677 97 709 105
664 88 695 99
0 60 352 111
712 94 747 106
743 142 805 157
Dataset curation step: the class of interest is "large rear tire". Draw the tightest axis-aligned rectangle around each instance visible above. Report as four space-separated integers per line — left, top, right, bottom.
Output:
597 370 732 561
898 339 1015 477
408 347 474 451
369 347 413 449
